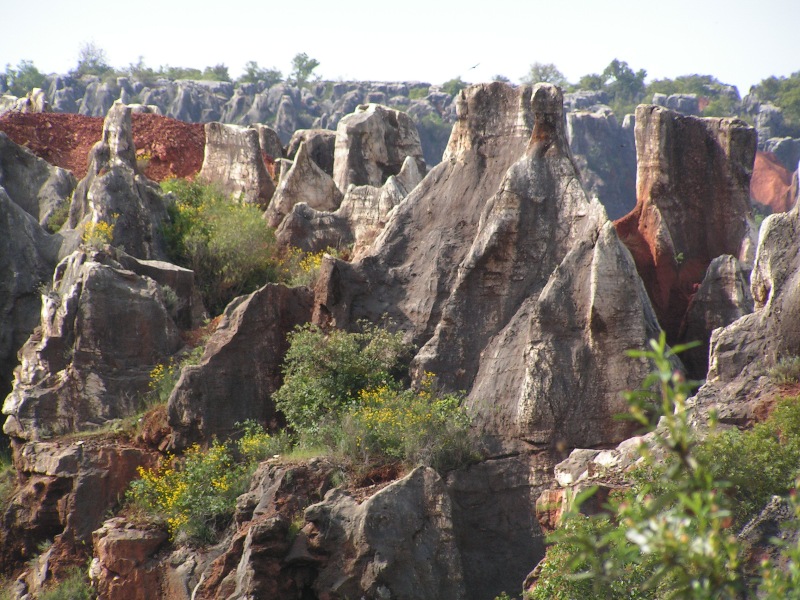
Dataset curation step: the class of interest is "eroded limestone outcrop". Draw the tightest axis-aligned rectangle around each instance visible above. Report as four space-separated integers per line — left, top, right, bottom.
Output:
614 105 757 375
68 103 169 261
2 249 182 441
198 122 275 208
168 283 313 446
332 103 426 191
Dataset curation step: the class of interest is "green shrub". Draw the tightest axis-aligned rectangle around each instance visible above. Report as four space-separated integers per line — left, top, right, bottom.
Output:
147 345 204 406
273 322 411 436
336 376 478 471
236 419 293 462
4 59 47 97
0 449 14 510
441 77 467 96
770 355 800 385
161 179 280 315
81 216 116 250
39 567 94 600
408 86 429 100
45 199 71 234
127 441 249 542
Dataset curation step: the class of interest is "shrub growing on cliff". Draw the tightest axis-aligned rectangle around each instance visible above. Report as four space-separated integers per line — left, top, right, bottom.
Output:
3 59 47 97
530 335 800 599
161 178 280 315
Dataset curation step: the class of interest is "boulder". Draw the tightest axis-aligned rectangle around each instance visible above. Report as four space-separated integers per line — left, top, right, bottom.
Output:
614 105 757 375
332 103 426 191
763 137 800 173
566 107 637 219
751 151 796 213
274 94 298 144
251 123 284 161
0 132 76 227
2 248 182 441
68 102 169 261
91 518 168 600
198 122 275 208
168 283 313 446
79 81 118 117
306 467 466 600
693 201 800 423
285 129 336 175
264 141 343 228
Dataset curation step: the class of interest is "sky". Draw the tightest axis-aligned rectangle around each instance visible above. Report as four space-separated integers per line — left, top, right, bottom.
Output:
1 0 798 97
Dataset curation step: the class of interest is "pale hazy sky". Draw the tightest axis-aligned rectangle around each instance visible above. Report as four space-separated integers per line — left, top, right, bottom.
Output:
2 0 798 96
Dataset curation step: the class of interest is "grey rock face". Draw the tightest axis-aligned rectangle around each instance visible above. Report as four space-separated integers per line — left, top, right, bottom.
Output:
333 103 426 191
198 122 275 208
264 141 343 228
285 128 336 175
306 467 467 600
653 93 700 115
763 137 800 173
694 201 800 423
68 103 169 260
2 249 181 441
167 283 313 446
251 123 284 161
0 189 60 400
0 132 76 227
78 81 119 117
567 107 636 219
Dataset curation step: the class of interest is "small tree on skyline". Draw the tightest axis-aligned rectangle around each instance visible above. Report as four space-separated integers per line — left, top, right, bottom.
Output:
521 62 568 87
289 53 319 88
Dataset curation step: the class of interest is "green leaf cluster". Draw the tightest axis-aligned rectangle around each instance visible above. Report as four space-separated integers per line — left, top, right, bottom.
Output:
161 178 279 315
238 61 282 87
3 59 47 97
751 72 800 128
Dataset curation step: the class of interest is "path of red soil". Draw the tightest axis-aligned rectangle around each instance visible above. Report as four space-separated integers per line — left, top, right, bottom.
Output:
0 112 205 181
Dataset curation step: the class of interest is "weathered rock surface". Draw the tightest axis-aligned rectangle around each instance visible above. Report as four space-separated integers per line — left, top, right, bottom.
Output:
0 132 76 227
68 103 169 260
2 249 182 441
693 201 800 423
198 122 275 208
0 189 60 400
306 467 466 600
614 105 757 374
90 518 168 600
751 150 796 213
275 156 422 256
1 440 157 569
168 283 313 446
251 123 284 162
679 255 754 377
332 103 426 191
566 107 636 219
285 128 336 176
264 141 343 228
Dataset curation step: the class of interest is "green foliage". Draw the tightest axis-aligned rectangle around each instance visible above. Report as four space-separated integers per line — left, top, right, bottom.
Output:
646 74 727 98
81 216 116 250
336 376 479 471
72 41 112 77
521 62 568 87
492 75 511 83
441 76 467 96
279 246 344 288
238 61 282 86
127 441 250 542
236 419 293 463
201 63 230 82
273 322 411 436
289 52 320 88
532 335 800 598
157 65 203 81
770 355 800 385
125 56 158 86
574 59 645 116
39 567 95 600
0 448 14 511
45 198 71 234
148 345 205 406
3 59 47 96
161 178 279 315
752 72 800 128
408 86 429 100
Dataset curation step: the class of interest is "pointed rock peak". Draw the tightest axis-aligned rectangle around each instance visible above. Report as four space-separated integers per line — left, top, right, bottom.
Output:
528 83 569 158
101 101 137 171
395 155 424 194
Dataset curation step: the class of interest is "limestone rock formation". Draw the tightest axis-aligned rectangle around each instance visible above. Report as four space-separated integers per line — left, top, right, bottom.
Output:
168 283 313 446
679 255 754 377
285 128 336 175
2 249 182 441
614 105 757 372
198 122 275 208
566 107 636 219
68 103 169 261
332 103 426 191
264 141 343 228
0 132 76 227
306 467 466 600
90 519 167 600
0 189 60 399
274 156 422 256
1 440 157 567
693 201 800 423
251 123 284 161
